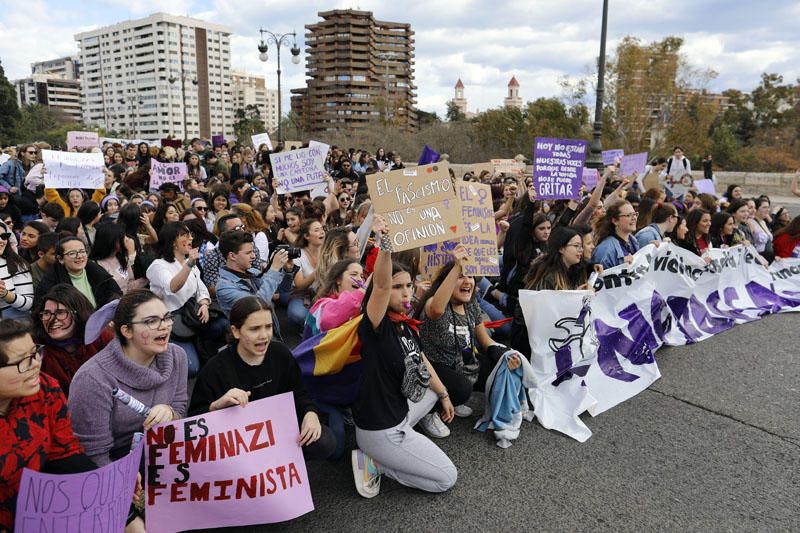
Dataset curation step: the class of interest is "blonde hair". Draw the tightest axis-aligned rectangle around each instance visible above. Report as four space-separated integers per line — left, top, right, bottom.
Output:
232 203 267 232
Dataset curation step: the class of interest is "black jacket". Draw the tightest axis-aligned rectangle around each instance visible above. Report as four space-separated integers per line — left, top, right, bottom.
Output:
35 261 122 309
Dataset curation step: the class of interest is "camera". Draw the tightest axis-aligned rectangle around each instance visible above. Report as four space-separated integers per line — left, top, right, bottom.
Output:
274 244 301 260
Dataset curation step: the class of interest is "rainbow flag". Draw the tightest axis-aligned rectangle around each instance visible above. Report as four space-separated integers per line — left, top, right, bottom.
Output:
292 315 363 405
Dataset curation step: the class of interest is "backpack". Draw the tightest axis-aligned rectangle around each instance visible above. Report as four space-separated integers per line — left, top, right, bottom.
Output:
666 157 688 175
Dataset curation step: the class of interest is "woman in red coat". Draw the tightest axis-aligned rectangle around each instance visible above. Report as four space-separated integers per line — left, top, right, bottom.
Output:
773 216 800 259
33 284 114 397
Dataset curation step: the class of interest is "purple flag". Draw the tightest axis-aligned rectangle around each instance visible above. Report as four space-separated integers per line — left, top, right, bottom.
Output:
212 134 225 146
418 145 440 165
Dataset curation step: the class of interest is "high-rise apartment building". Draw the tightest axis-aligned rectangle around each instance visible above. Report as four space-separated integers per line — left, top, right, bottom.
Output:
231 70 279 133
15 74 83 122
291 9 417 133
31 56 81 81
75 13 233 141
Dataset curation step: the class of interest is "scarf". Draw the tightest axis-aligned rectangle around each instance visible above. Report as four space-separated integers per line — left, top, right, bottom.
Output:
387 311 423 334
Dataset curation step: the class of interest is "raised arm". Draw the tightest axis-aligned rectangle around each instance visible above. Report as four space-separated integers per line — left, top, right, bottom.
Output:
365 215 392 330
424 244 468 320
573 170 610 226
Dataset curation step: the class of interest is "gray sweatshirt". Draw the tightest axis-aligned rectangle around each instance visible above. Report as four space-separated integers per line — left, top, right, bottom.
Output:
67 338 188 466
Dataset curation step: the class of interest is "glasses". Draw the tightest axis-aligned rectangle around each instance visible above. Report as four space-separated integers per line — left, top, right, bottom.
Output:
0 345 43 374
195 206 207 211
339 197 350 202
62 249 88 258
130 313 174 330
25 151 37 155
39 308 73 322
0 233 10 241
231 224 246 231
618 212 639 219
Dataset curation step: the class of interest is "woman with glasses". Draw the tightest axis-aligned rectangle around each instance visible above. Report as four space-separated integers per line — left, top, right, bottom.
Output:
68 289 187 470
34 284 113 396
0 220 33 320
635 202 678 248
329 193 353 227
34 237 122 310
511 227 590 358
590 201 641 269
0 319 97 532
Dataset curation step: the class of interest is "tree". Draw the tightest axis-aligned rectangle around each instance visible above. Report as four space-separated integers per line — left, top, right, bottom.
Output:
232 105 266 146
416 109 440 127
445 100 466 122
13 105 73 146
0 60 20 145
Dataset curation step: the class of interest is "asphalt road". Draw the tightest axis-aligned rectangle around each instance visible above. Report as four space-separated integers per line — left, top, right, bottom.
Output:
187 310 799 533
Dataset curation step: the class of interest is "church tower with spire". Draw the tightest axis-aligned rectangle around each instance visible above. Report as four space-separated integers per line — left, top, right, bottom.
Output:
453 78 468 116
504 76 523 109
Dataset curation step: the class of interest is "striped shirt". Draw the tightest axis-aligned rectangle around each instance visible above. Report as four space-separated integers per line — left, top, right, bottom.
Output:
0 257 34 318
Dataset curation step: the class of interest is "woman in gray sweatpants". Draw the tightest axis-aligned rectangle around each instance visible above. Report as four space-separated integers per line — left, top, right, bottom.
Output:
355 388 457 493
350 217 457 498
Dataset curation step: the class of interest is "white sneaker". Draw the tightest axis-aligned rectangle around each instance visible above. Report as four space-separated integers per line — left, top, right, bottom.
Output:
419 412 450 438
454 404 473 418
351 449 381 498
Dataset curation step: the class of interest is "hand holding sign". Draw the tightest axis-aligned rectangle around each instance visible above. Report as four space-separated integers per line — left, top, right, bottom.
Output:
298 412 322 446
451 243 469 268
211 388 252 410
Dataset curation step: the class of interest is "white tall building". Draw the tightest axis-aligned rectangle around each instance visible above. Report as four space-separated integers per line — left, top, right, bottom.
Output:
15 74 83 123
231 70 279 133
31 56 81 81
75 13 233 141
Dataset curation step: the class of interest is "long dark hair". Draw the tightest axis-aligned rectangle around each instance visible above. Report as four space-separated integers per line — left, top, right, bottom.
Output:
685 207 710 251
113 289 161 346
774 215 800 239
118 203 142 239
0 221 29 276
525 226 586 290
227 296 273 344
512 212 550 269
709 212 734 247
594 201 631 244
91 223 130 270
32 284 95 343
413 261 476 318
315 258 361 301
184 217 217 247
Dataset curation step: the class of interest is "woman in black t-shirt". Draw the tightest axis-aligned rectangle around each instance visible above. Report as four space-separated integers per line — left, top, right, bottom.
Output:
351 215 457 499
188 296 336 461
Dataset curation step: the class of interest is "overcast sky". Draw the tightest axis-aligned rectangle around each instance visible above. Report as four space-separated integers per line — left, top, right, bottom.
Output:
1 0 798 117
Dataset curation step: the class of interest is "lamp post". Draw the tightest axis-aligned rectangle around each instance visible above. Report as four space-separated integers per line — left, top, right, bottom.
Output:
586 0 609 170
377 52 398 123
258 28 300 149
118 95 144 138
168 72 198 141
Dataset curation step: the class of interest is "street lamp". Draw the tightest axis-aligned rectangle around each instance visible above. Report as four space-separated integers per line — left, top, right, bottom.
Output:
257 28 301 149
168 72 198 140
118 95 144 138
586 0 609 170
377 52 398 123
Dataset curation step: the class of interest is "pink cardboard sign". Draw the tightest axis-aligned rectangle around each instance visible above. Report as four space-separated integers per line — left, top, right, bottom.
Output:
619 152 648 178
145 392 314 532
149 160 188 192
15 441 142 533
693 179 717 196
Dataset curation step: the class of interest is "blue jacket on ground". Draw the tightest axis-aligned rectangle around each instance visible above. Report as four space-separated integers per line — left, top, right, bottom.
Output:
590 234 640 269
475 350 535 448
635 223 663 249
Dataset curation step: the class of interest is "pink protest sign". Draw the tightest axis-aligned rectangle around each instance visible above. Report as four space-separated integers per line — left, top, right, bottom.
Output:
66 131 99 150
149 160 188 192
145 392 314 533
14 441 142 533
693 179 717 196
619 152 648 178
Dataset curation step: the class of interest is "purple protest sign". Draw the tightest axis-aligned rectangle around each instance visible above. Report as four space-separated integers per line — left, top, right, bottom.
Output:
14 441 142 533
581 167 599 190
212 135 225 146
602 149 624 166
619 152 648 178
534 137 588 200
145 392 314 533
149 160 188 192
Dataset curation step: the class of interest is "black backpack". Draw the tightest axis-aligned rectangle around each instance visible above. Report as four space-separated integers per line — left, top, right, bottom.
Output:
666 157 688 175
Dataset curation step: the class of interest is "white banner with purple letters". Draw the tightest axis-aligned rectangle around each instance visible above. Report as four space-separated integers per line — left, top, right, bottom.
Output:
520 243 800 442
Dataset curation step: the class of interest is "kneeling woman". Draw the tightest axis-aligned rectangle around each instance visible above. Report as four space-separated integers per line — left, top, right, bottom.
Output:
351 215 457 498
188 296 336 460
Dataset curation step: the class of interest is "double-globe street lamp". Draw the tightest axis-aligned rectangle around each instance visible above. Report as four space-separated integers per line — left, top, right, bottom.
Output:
257 28 301 149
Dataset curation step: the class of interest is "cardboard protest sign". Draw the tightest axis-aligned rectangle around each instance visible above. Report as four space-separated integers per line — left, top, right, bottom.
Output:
456 181 500 276
491 159 525 175
270 142 328 194
366 162 467 252
149 160 188 192
693 179 717 196
581 167 599 190
41 150 105 189
601 149 624 166
282 141 304 151
145 392 314 533
420 241 457 279
66 131 99 150
533 138 587 200
470 162 494 178
251 132 273 151
14 441 142 533
619 152 648 178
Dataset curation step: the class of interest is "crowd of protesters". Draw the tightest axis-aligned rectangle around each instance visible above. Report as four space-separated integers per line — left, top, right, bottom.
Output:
1 136 799 531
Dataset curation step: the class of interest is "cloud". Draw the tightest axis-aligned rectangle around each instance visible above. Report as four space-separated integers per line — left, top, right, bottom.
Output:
1 0 798 119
